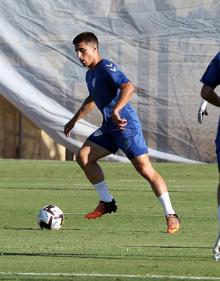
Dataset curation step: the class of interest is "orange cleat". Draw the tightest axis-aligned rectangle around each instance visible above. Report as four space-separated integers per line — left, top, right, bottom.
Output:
166 214 180 234
85 199 117 219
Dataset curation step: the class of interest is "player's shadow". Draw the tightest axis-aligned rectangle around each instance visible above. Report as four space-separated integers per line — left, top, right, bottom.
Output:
0 252 134 260
0 251 212 261
3 227 81 231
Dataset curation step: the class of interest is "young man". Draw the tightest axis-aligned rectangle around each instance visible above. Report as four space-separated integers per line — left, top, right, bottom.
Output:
198 51 220 260
64 32 180 234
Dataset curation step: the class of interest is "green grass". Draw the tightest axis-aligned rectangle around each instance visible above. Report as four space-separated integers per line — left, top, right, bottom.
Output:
0 160 220 280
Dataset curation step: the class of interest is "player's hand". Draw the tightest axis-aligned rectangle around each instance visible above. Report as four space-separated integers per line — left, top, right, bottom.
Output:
112 110 127 130
198 100 208 124
64 119 75 138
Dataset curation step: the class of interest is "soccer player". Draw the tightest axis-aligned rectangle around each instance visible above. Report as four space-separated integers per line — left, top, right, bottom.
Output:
64 32 180 234
198 51 220 260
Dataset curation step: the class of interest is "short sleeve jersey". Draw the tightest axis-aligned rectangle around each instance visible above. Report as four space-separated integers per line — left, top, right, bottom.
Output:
200 52 220 89
86 59 142 133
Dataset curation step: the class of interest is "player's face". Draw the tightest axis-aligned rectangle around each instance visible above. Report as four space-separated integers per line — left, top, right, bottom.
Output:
74 41 97 68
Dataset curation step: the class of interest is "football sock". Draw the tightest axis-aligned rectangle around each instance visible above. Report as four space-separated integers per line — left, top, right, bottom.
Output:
93 180 113 202
159 192 175 216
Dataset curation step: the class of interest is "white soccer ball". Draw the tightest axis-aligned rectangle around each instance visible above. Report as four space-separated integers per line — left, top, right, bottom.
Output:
37 205 64 230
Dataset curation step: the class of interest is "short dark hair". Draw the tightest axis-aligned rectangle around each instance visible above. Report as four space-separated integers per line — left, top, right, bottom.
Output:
72 32 99 47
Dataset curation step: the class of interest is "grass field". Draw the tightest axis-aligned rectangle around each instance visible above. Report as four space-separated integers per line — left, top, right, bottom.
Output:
1 159 220 281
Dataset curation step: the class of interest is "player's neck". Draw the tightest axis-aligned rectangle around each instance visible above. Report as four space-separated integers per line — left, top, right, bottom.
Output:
88 55 102 69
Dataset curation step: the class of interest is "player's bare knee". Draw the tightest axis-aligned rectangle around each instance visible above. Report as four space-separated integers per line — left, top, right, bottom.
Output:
136 165 157 182
75 152 88 168
76 151 97 169
136 165 149 178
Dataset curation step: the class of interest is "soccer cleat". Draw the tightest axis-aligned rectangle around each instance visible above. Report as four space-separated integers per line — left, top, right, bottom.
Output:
85 199 117 219
166 214 180 234
213 233 220 261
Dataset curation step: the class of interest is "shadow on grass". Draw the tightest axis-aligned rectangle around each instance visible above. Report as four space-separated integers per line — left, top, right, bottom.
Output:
0 252 123 259
3 227 81 231
2 227 164 233
0 250 211 261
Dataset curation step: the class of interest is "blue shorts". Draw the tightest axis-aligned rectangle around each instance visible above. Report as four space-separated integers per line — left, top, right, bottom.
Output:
215 117 220 172
87 128 148 160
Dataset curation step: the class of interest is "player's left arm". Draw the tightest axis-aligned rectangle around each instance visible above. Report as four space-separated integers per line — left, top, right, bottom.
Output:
198 85 220 124
201 85 220 107
112 81 135 129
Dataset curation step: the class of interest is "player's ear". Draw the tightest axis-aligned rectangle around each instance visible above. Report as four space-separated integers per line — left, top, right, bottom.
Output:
93 43 98 51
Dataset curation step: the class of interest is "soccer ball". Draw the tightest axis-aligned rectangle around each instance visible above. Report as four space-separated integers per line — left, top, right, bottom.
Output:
37 205 64 230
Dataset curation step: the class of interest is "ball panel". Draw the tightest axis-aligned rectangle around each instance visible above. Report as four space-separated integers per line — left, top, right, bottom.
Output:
42 205 56 215
37 204 64 230
39 216 53 229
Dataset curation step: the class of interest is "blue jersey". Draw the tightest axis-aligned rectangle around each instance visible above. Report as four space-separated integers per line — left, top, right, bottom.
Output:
200 52 220 88
86 59 142 133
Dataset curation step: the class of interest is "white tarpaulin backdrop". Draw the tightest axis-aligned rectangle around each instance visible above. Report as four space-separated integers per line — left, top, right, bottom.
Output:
1 0 220 163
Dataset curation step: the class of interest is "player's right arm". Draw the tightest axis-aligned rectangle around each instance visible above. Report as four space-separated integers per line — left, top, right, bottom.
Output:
64 95 95 138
